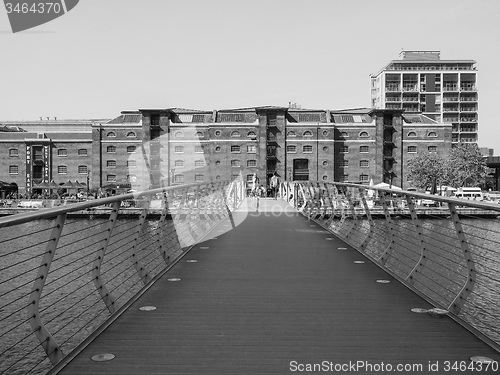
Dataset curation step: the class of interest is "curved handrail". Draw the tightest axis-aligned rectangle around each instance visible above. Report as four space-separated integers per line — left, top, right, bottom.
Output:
0 178 246 374
284 180 500 353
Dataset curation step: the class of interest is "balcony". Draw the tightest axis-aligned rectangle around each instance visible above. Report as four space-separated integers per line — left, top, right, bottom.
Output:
402 97 419 102
402 85 418 92
386 97 401 102
385 85 401 92
443 107 459 112
460 85 477 92
460 117 477 123
443 97 459 102
460 96 477 102
443 117 459 123
460 107 477 112
443 85 459 92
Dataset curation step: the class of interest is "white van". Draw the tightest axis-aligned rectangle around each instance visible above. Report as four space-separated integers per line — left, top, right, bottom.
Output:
453 187 483 201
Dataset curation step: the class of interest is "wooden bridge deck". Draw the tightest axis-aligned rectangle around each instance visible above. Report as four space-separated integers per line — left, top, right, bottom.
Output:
57 198 499 374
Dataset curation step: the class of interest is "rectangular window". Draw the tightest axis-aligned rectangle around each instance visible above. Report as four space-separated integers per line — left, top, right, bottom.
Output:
340 146 349 153
58 165 67 174
195 146 204 153
231 160 241 167
9 149 18 157
247 145 256 153
231 145 240 153
9 165 19 174
428 146 437 153
107 160 116 168
341 174 349 182
127 160 137 168
359 174 369 182
78 165 88 174
174 160 184 167
33 146 43 161
174 146 184 153
58 149 67 156
174 174 184 183
78 149 88 156
303 145 313 153
287 145 297 153
247 160 257 167
342 160 349 167
150 114 160 126
408 146 417 153
107 174 116 182
107 146 116 153
360 146 369 153
195 174 204 182
195 160 204 168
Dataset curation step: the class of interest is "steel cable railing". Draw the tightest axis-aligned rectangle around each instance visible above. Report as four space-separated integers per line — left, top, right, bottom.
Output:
286 181 500 352
0 178 245 375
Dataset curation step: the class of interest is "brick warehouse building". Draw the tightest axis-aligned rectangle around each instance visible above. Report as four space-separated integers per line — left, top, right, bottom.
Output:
0 106 452 196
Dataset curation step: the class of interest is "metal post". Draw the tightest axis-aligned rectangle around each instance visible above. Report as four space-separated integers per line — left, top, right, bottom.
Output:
358 187 375 252
447 202 476 315
27 213 66 365
131 199 151 286
377 192 396 265
405 195 427 285
92 201 119 314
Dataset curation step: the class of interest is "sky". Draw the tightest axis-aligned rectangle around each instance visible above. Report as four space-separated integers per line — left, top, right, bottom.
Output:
1 0 499 149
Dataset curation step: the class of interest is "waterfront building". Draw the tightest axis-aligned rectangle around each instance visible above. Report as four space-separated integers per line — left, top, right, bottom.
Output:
370 51 478 145
0 106 452 195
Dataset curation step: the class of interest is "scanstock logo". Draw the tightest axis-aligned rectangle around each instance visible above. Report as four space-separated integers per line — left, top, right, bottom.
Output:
4 0 79 33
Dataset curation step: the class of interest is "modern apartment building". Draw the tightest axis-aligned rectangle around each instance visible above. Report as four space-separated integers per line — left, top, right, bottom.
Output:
370 51 478 144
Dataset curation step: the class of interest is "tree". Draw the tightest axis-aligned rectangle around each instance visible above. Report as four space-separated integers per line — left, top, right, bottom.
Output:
407 152 446 190
443 143 488 188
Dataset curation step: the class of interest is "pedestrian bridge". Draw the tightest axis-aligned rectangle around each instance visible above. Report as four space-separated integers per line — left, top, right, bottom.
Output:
1 180 500 374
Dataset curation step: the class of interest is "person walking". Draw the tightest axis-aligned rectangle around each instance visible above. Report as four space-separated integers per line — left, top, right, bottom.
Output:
251 173 260 197
270 172 279 200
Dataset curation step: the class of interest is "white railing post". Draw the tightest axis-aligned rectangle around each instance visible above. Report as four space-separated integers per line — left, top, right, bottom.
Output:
358 187 374 252
405 195 428 286
92 201 120 314
132 199 151 285
27 213 66 365
377 192 396 265
447 202 477 315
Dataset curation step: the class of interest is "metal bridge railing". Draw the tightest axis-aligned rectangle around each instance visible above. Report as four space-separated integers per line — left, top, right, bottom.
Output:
281 181 500 353
0 179 245 375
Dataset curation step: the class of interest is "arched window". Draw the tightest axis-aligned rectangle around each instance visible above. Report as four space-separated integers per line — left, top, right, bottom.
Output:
107 131 116 137
287 131 296 137
407 131 417 137
195 131 204 138
427 131 437 137
340 132 349 138
174 131 184 138
127 131 136 138
231 131 241 138
359 131 369 138
247 131 256 138
303 130 313 137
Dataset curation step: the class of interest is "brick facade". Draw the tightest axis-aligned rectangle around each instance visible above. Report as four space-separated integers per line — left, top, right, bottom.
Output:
0 106 452 195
